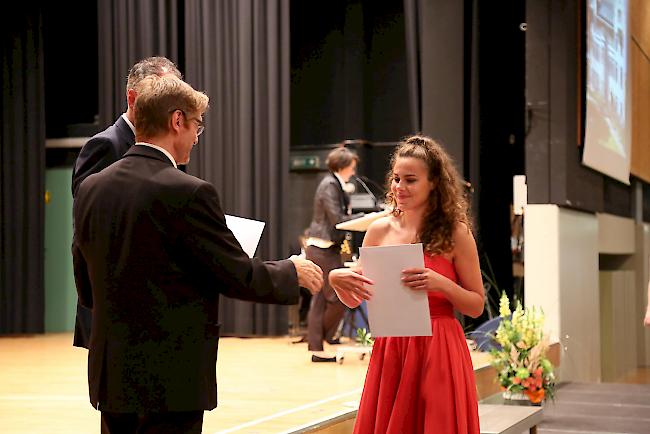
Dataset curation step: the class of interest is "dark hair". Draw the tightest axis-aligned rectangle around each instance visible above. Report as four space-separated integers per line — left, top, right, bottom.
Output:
126 57 182 93
326 147 359 172
385 134 471 254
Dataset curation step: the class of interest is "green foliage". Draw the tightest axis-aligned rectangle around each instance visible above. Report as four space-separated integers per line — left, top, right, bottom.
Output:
356 328 374 347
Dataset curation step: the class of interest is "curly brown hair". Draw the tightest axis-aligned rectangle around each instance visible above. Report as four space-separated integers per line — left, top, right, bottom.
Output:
385 135 471 254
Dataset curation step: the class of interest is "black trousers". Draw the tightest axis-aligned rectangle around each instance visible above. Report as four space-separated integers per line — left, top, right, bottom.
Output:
306 245 346 352
101 410 204 434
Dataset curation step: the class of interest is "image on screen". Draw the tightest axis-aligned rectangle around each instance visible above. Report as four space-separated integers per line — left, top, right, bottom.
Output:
583 0 631 184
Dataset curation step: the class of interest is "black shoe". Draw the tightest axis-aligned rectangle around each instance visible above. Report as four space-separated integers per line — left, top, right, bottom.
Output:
311 354 337 363
292 336 307 344
326 338 341 345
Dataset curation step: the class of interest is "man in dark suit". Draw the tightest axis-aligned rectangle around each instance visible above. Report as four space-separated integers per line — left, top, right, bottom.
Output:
71 57 182 348
72 75 323 434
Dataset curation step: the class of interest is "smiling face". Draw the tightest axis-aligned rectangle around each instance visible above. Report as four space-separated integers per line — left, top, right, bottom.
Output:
390 156 435 212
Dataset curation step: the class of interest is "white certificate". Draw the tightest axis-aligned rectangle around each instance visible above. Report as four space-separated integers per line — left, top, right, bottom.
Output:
359 243 431 337
225 214 265 258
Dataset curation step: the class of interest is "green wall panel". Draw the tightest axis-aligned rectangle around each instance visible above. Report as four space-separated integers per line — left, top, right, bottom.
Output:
44 168 76 332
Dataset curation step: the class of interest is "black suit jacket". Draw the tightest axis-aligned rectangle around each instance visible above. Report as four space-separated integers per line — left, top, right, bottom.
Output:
72 115 134 197
71 116 134 348
305 173 362 246
72 145 299 412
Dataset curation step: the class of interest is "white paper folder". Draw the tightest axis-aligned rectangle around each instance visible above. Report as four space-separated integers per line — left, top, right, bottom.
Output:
359 243 432 337
225 214 265 258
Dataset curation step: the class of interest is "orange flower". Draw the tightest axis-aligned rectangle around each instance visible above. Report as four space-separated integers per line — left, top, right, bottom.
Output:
525 388 545 403
512 377 521 385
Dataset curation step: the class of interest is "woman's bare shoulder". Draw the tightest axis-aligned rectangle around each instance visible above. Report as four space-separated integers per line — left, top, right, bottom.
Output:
452 221 472 238
451 221 477 256
363 215 394 246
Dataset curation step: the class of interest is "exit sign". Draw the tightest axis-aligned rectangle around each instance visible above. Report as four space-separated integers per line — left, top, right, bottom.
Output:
291 155 320 170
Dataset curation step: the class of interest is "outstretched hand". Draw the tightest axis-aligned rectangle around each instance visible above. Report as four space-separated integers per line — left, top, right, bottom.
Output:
289 257 323 295
329 267 373 308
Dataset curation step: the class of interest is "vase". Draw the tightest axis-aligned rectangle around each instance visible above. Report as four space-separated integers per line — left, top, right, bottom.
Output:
502 390 529 401
502 390 543 406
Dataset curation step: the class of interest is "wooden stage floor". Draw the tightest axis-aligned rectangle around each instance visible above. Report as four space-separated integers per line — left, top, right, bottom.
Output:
0 333 494 434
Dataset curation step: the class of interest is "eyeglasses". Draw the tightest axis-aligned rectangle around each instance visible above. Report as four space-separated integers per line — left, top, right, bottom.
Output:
174 109 205 136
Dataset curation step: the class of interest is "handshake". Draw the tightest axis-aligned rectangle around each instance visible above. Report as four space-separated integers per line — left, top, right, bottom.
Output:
288 256 374 307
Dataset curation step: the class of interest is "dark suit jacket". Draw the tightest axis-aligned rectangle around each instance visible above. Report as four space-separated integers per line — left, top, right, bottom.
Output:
71 116 134 349
306 172 362 246
72 115 134 197
72 145 299 412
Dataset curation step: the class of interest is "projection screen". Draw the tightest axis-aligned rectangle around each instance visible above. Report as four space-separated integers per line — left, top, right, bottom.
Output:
583 0 631 185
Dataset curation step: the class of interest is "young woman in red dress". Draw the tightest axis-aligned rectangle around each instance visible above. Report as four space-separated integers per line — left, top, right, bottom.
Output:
329 135 484 434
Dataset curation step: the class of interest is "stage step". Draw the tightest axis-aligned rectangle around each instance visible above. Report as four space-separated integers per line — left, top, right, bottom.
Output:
282 404 543 434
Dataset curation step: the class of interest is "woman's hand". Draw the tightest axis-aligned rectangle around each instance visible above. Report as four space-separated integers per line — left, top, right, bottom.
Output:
329 267 374 308
644 309 650 327
401 267 450 293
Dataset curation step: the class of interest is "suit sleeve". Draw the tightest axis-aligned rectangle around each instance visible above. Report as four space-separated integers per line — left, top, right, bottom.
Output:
72 137 120 197
71 197 93 309
72 243 93 309
319 182 363 226
180 182 300 304
320 182 348 227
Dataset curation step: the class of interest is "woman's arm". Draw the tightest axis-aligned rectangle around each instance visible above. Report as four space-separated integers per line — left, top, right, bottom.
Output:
327 218 388 307
402 223 485 318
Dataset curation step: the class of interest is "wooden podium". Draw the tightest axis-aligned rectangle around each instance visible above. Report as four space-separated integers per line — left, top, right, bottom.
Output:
335 209 390 232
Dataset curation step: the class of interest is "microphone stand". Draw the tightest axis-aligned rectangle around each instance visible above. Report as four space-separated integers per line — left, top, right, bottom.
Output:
354 175 380 211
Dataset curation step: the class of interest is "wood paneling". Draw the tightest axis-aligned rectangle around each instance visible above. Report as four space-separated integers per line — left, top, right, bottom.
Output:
630 0 650 182
631 0 650 55
630 43 650 182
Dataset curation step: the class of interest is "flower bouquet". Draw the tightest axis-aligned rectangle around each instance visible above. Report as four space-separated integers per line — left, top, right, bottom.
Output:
489 293 555 404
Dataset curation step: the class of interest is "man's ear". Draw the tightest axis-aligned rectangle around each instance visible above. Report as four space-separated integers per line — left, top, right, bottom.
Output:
127 89 137 109
170 110 182 133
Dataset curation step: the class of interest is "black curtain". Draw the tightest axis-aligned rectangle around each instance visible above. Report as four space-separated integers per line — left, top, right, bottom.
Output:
466 0 481 218
97 0 181 126
290 0 412 146
0 5 46 334
403 0 422 134
184 0 292 335
475 0 525 310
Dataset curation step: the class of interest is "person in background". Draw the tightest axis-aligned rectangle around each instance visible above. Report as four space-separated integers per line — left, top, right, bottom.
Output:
72 75 323 434
329 135 484 433
304 146 364 362
71 56 182 349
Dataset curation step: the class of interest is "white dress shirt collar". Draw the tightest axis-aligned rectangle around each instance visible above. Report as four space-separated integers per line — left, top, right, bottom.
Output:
333 172 346 189
121 113 135 135
135 142 178 168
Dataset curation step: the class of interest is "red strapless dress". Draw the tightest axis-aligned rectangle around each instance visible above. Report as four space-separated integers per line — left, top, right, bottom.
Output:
353 255 480 434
